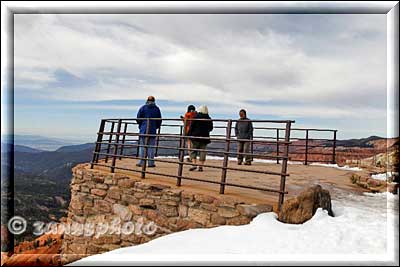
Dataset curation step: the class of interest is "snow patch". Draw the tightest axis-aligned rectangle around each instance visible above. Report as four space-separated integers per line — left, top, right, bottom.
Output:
71 192 398 265
371 172 398 181
310 163 362 171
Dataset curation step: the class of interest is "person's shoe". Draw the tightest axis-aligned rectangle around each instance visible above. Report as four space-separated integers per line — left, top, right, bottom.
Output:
198 167 203 172
237 161 242 165
186 158 192 163
136 163 143 167
244 162 252 165
189 166 197 171
147 165 156 168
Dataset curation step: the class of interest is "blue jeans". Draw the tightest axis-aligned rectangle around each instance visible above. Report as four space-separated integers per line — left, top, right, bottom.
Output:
138 136 156 166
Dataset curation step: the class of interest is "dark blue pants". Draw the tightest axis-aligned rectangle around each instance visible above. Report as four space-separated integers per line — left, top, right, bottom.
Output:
138 136 156 166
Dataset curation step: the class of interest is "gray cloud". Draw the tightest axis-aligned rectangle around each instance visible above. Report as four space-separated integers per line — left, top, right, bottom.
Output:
14 14 387 121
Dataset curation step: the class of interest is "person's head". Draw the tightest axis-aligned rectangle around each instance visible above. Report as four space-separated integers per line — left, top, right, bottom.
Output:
146 96 155 104
198 105 208 114
187 105 196 113
239 109 247 119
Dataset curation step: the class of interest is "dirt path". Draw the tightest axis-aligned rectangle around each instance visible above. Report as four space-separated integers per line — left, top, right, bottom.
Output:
91 158 369 209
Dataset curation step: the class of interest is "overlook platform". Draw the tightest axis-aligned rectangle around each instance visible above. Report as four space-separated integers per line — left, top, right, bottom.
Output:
90 118 340 210
91 157 369 210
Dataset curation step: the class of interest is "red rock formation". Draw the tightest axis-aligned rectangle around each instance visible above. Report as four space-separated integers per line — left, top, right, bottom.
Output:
2 233 62 266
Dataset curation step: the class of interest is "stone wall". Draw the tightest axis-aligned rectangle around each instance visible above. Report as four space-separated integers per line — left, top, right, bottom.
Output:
61 163 272 264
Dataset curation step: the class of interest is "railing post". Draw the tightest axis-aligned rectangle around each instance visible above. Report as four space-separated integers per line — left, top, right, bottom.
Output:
278 121 291 211
332 130 337 164
220 120 232 194
119 122 128 160
304 129 309 165
177 123 186 186
276 129 280 164
105 121 115 163
91 119 106 169
250 124 254 159
136 122 140 158
136 137 140 158
141 118 150 179
155 127 161 157
111 119 122 173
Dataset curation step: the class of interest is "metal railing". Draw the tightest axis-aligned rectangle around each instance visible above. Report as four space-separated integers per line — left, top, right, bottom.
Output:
90 118 293 210
285 128 337 165
154 125 337 165
89 118 338 210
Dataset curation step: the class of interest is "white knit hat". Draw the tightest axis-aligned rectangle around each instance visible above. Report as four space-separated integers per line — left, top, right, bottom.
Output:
198 105 208 114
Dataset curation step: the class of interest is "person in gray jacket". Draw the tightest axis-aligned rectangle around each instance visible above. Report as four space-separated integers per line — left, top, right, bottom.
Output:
234 109 253 165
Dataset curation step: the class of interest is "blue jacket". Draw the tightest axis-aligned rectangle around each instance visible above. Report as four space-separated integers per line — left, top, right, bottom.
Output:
136 102 162 134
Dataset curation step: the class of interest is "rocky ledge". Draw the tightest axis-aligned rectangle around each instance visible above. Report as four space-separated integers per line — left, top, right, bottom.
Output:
61 163 273 264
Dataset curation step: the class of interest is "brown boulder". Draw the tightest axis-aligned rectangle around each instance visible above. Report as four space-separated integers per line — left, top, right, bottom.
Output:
387 183 399 194
278 185 333 224
366 178 383 188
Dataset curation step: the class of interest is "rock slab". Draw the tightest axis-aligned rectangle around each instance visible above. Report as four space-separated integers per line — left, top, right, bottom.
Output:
278 185 333 224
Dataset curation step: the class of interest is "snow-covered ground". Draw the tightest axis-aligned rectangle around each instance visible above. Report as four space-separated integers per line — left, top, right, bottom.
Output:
310 162 362 171
71 192 398 265
371 172 398 181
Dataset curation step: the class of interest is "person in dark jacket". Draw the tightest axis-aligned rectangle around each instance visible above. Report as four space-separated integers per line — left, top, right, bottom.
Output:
187 105 213 172
234 109 253 165
136 96 162 167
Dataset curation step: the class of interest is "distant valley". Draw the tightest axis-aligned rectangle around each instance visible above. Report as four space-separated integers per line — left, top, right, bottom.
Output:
0 134 398 243
2 134 89 151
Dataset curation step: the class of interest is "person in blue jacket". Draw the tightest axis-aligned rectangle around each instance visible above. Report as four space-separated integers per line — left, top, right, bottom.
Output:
136 96 162 167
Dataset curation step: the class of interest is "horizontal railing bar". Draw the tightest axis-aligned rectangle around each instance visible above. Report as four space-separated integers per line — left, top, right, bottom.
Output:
96 143 222 152
223 182 286 193
289 152 335 156
102 118 295 123
96 143 178 151
102 118 336 133
305 160 336 163
157 124 182 127
104 120 138 125
99 133 335 144
99 132 292 145
308 153 336 156
293 128 337 132
116 153 286 175
115 122 182 127
115 137 333 145
289 144 333 147
251 127 337 132
195 126 337 133
107 138 226 144
97 141 330 158
95 141 288 160
96 148 332 160
290 138 334 142
91 162 288 194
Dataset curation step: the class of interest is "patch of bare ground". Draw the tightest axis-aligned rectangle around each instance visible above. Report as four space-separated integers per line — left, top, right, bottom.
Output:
91 158 370 210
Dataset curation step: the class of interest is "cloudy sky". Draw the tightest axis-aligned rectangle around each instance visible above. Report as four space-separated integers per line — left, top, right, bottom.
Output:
11 13 387 141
